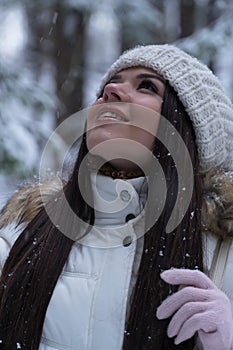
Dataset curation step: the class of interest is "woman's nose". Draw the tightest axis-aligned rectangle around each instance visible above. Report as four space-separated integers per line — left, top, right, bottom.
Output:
102 83 131 102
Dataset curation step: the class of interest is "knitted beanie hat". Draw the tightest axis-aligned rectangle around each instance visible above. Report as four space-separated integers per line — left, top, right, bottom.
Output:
96 44 233 173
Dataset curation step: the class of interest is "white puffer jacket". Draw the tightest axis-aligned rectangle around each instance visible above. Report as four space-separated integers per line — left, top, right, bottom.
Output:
0 175 146 350
0 173 233 350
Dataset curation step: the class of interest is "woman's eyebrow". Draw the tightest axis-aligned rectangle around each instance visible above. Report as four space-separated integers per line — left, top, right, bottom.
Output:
136 73 165 84
107 72 166 84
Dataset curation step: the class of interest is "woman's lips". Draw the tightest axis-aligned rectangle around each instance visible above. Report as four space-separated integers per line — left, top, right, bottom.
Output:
96 111 128 122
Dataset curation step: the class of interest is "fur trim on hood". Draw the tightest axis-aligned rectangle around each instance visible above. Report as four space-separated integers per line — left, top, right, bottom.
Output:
0 178 63 229
203 171 233 238
1 173 233 239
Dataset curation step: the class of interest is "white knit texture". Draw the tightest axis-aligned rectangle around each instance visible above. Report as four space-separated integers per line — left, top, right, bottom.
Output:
97 44 233 172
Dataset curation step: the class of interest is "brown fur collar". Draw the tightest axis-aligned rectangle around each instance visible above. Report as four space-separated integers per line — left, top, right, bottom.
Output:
202 170 233 239
1 172 233 239
0 178 63 229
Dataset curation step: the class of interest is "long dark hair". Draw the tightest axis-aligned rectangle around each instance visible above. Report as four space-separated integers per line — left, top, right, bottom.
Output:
0 83 203 349
0 139 93 349
123 83 203 349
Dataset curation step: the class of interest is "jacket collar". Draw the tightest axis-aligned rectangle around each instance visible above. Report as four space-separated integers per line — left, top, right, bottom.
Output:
77 174 147 248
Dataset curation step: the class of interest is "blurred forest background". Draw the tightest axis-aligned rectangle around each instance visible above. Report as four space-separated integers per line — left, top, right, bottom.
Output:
0 0 233 206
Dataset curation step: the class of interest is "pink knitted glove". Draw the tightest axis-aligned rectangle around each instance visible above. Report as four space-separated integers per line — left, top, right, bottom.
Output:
156 269 233 350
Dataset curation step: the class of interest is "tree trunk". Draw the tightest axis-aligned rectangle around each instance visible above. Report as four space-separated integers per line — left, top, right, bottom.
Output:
25 1 87 125
180 0 195 38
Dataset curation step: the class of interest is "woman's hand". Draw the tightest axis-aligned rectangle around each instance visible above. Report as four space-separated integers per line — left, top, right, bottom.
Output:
156 269 233 350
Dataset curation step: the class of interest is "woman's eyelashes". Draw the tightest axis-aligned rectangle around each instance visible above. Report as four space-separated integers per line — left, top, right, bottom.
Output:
106 79 159 91
138 80 159 94
98 78 160 98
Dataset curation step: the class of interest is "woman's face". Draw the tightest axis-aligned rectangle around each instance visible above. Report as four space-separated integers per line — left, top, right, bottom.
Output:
86 67 165 171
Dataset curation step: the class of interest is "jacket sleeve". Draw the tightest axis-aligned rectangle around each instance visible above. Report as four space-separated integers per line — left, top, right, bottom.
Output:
0 222 23 274
0 237 10 273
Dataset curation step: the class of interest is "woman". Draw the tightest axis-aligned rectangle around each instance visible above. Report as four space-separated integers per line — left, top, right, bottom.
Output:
0 44 233 350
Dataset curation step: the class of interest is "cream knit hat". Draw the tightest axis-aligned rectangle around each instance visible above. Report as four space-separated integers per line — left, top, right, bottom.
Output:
97 44 233 173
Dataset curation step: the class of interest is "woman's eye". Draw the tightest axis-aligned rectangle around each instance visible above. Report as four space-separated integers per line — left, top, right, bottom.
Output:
138 80 158 93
